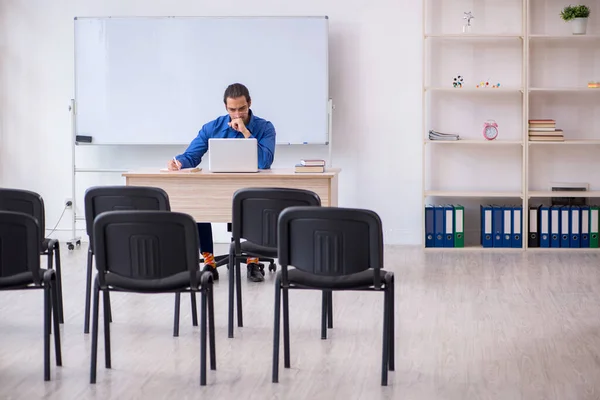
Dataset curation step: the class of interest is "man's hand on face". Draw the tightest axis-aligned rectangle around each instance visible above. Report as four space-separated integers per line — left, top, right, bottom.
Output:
229 118 250 138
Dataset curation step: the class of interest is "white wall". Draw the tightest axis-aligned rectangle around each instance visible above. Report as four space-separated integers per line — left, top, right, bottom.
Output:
0 0 423 245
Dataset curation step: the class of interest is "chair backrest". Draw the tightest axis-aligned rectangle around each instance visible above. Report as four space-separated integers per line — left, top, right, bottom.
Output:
0 188 45 242
231 187 321 250
84 186 171 241
93 210 200 288
0 211 42 285
277 206 384 287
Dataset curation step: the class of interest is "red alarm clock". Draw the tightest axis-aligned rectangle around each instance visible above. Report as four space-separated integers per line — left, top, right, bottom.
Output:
483 120 498 140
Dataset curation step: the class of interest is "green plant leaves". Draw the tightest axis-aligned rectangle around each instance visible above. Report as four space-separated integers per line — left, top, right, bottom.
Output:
560 5 591 21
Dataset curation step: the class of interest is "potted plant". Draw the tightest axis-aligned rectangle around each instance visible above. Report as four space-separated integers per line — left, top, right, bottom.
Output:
560 5 591 35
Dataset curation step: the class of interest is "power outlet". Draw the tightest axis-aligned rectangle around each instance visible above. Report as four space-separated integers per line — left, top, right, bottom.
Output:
65 198 73 208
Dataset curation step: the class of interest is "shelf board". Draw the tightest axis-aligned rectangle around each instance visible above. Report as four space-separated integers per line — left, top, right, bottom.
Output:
425 190 523 198
529 87 600 93
528 139 600 145
529 34 600 39
426 34 523 39
426 140 522 145
425 245 523 251
528 191 600 198
527 247 600 251
425 87 523 93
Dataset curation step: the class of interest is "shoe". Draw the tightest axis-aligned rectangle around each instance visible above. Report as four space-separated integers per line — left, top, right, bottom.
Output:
247 263 265 282
202 264 219 281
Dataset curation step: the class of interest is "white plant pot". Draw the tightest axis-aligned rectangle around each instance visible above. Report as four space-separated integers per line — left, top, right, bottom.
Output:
572 17 588 35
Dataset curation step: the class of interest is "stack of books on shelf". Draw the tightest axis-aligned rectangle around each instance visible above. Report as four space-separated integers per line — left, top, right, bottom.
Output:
294 159 325 173
528 205 600 248
424 204 464 247
528 119 564 142
428 130 460 141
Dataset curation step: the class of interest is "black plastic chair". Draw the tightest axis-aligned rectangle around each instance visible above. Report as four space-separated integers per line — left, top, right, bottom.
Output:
272 206 395 386
83 185 199 335
228 188 321 338
0 188 64 323
89 210 216 385
0 211 62 381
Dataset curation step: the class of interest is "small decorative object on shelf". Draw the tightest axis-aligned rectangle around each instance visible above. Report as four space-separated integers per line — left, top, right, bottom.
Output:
462 11 474 33
476 80 501 88
560 4 591 35
588 81 600 88
483 120 499 140
453 75 464 88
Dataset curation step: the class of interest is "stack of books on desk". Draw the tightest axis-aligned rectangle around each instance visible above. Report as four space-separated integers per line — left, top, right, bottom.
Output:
428 130 460 141
528 119 564 142
295 159 325 173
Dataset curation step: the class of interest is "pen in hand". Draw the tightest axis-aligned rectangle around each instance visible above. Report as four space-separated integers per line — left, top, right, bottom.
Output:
172 157 181 170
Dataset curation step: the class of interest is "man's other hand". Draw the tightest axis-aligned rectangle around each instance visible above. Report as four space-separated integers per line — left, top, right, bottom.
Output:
229 118 250 138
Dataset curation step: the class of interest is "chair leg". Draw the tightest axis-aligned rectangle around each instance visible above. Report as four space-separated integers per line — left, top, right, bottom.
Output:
190 292 198 327
103 291 112 369
208 287 216 371
173 292 181 337
90 282 100 383
388 279 395 372
381 287 390 386
84 248 93 333
321 291 327 339
327 291 333 329
200 288 208 386
283 288 290 369
235 258 243 328
50 279 62 367
44 286 51 381
272 276 282 383
106 291 113 323
228 249 235 338
53 242 64 324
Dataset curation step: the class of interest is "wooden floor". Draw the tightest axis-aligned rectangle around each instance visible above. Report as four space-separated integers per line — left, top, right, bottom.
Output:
2 244 600 399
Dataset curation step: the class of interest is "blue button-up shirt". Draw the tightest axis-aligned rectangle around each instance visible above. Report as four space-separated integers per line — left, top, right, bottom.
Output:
175 110 276 169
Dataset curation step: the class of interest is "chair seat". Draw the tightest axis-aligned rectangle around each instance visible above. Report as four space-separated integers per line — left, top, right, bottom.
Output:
98 270 206 293
285 268 393 290
231 241 278 258
0 269 47 289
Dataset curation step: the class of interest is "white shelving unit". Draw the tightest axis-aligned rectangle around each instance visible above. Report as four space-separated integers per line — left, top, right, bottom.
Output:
423 0 600 250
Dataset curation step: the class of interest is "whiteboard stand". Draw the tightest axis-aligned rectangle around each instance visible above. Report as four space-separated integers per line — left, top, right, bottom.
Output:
67 99 131 250
67 99 82 251
327 98 334 167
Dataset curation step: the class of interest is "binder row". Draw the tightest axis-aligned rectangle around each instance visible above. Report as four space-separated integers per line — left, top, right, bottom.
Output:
425 205 464 247
480 205 523 248
529 205 599 248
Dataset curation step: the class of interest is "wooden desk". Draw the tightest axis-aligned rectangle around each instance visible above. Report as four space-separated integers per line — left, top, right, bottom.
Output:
122 168 340 222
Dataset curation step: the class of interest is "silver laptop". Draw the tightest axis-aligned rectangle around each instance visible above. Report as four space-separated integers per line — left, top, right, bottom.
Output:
208 138 258 173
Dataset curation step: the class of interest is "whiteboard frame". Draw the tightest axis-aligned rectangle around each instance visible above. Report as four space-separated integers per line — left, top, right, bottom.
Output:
73 15 330 146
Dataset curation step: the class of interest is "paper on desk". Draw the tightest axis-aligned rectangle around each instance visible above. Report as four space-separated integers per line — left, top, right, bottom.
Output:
159 167 202 173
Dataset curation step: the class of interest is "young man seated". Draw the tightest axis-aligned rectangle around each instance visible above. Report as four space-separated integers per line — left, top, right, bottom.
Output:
167 83 276 282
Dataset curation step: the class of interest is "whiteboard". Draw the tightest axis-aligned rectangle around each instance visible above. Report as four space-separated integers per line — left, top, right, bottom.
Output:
74 16 329 145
